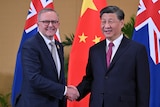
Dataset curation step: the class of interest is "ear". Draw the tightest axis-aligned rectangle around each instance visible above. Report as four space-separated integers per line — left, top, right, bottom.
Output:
120 20 124 28
57 22 60 27
37 22 39 27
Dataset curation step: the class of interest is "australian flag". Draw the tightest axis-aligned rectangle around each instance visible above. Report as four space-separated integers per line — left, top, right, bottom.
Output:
132 0 160 107
11 0 61 106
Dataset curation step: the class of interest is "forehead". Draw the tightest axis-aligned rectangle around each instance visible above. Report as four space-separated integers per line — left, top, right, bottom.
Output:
101 13 118 20
40 11 58 20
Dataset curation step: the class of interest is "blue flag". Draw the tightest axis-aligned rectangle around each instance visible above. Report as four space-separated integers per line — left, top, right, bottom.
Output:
132 0 160 107
11 0 60 105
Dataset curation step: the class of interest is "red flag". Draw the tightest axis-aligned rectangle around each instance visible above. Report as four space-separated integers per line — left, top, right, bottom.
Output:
67 0 107 107
11 0 60 105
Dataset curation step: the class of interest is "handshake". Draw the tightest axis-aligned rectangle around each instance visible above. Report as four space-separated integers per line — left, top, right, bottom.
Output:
66 85 80 101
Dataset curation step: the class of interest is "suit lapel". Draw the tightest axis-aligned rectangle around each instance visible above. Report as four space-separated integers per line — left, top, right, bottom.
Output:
55 40 63 67
100 40 109 71
36 33 58 73
108 36 130 71
94 40 108 72
55 40 65 81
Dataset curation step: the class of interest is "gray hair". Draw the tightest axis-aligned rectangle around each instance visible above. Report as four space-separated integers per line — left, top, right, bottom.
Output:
37 8 58 21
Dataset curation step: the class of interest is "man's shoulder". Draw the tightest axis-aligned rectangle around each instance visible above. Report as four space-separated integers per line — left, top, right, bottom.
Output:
22 33 41 47
129 39 146 48
89 39 106 52
25 32 41 42
92 39 106 47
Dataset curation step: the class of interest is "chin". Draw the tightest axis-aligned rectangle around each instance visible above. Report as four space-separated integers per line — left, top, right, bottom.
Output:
104 34 112 38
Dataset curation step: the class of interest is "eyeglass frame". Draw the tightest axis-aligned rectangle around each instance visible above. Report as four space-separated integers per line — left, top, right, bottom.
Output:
39 20 59 25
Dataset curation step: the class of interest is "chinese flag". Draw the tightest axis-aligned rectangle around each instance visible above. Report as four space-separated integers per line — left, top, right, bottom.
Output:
67 0 107 107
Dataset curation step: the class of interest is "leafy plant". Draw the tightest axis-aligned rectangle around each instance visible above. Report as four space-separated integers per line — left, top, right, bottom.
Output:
122 15 135 39
62 33 74 47
64 55 69 80
0 93 11 107
62 33 75 78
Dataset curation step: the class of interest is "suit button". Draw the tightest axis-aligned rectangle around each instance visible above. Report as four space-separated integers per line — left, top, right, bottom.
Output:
105 76 109 79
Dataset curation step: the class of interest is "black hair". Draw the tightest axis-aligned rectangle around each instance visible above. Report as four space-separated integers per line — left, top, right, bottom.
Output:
100 6 125 20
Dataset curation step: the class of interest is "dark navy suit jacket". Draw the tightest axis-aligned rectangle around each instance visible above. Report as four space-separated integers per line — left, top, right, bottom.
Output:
15 32 66 107
77 36 150 107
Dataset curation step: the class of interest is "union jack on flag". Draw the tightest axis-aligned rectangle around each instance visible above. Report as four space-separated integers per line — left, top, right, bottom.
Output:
132 0 160 107
11 0 60 106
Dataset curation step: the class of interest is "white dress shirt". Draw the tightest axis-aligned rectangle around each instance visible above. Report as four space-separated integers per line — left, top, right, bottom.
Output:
106 34 123 62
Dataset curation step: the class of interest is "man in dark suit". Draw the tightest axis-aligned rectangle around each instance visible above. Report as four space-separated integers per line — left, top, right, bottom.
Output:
69 6 150 107
15 8 79 107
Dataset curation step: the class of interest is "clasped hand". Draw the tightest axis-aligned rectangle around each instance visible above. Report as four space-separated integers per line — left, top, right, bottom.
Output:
66 85 80 101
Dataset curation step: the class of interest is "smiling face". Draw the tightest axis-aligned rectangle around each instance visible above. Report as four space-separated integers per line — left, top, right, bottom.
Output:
101 13 124 41
37 10 59 40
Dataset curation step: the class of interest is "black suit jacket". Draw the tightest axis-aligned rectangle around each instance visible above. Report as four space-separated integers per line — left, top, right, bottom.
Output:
77 36 150 107
15 32 66 107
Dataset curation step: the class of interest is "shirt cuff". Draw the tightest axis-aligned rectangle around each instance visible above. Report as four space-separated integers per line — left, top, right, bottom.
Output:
64 86 67 95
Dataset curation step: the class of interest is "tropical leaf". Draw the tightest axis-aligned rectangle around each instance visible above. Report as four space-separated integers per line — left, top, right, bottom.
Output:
62 33 74 46
122 15 135 39
0 93 11 107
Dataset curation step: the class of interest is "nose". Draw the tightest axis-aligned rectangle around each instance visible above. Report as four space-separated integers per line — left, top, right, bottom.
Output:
48 22 53 26
103 22 111 28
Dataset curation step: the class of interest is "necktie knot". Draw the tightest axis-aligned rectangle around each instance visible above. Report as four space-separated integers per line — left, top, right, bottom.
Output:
49 41 55 47
108 42 114 48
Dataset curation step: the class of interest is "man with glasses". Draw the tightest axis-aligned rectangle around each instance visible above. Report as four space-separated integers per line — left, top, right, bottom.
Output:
15 8 79 107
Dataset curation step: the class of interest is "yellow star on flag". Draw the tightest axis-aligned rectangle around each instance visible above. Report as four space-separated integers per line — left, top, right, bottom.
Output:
79 33 88 43
80 0 98 17
92 36 101 44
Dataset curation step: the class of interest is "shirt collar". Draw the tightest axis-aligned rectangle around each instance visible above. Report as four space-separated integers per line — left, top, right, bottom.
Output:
39 31 55 45
106 34 123 47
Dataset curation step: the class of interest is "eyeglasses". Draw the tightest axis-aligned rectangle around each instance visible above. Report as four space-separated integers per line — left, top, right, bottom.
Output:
39 20 59 25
